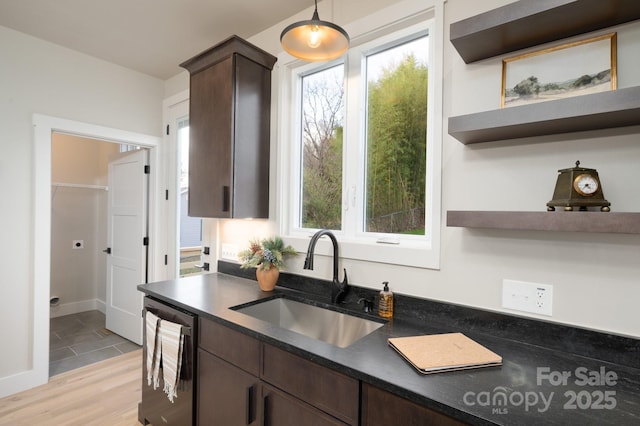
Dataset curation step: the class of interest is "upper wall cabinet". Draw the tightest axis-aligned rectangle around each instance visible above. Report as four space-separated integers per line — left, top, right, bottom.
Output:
181 36 277 218
450 0 640 64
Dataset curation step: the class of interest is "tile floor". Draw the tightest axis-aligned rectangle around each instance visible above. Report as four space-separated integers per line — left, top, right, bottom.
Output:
49 310 140 377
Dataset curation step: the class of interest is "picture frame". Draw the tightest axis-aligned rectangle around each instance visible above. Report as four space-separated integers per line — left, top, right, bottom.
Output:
501 33 617 108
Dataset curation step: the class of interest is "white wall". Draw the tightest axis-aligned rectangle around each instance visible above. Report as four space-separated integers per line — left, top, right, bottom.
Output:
209 0 640 339
0 24 163 392
438 0 640 337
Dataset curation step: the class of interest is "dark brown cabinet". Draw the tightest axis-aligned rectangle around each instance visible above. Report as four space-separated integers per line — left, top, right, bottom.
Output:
362 384 468 426
180 36 276 218
261 344 358 425
197 317 261 425
195 318 468 425
262 384 347 426
198 349 260 425
197 318 357 425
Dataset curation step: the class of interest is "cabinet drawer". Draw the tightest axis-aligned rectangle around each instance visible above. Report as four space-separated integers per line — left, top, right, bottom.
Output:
262 384 348 426
361 383 468 426
261 344 358 425
199 317 260 376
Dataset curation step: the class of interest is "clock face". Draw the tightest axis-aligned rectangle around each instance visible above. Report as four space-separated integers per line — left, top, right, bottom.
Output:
573 173 599 196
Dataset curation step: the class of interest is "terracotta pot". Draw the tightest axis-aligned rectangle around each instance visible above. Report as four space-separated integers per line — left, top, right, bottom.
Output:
256 265 279 291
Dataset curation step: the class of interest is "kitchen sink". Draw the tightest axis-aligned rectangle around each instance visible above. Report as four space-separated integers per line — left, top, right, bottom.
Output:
232 297 384 348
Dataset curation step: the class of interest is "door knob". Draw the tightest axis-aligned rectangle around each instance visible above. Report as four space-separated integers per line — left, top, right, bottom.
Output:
103 247 111 254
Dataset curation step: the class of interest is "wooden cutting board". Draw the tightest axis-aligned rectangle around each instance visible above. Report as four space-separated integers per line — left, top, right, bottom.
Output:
388 332 502 374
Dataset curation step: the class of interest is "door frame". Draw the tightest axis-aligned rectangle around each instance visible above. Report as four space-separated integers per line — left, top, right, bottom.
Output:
31 113 161 390
163 91 188 278
162 89 216 278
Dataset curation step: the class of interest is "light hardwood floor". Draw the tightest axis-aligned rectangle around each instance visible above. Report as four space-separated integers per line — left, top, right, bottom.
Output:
0 349 143 426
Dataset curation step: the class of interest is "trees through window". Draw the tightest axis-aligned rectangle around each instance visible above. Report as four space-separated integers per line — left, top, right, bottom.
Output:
365 37 428 235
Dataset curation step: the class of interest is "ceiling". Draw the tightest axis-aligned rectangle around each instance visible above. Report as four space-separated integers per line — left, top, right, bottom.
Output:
0 0 312 79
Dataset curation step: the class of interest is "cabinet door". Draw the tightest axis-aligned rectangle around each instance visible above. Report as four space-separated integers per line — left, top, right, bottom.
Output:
231 54 271 218
262 384 348 426
188 56 233 218
361 384 468 426
198 349 260 425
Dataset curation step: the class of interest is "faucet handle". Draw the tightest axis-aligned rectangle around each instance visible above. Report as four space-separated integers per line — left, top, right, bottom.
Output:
358 297 374 313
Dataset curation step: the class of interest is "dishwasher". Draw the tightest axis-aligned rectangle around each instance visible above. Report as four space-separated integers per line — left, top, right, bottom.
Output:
139 296 196 426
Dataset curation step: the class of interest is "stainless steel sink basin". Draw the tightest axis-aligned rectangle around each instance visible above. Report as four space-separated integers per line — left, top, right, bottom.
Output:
233 297 384 348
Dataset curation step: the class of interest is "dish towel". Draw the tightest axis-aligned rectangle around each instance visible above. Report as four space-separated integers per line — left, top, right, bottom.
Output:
159 319 185 403
145 311 161 389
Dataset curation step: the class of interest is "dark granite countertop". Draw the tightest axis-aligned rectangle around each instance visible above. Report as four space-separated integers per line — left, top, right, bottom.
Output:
138 269 640 425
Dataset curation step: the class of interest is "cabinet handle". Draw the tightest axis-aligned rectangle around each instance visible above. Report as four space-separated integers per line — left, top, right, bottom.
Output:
222 186 230 212
246 385 254 425
261 392 269 426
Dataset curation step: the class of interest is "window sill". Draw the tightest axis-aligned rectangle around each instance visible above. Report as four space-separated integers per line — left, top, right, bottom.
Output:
286 234 440 270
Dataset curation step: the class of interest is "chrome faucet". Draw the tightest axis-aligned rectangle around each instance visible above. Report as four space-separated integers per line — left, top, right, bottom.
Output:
303 229 349 304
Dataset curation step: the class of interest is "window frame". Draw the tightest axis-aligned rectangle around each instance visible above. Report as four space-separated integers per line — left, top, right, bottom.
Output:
276 1 443 269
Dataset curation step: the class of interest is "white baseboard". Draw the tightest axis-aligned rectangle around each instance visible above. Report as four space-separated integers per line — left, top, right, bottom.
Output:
95 298 106 314
0 368 48 399
49 298 104 318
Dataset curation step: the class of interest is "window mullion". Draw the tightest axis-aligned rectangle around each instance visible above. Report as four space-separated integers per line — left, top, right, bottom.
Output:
341 49 363 239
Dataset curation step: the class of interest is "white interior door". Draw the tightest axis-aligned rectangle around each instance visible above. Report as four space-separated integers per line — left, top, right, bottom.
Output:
105 149 149 344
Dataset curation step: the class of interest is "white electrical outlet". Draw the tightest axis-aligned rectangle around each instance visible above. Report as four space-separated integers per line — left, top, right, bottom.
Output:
72 240 84 249
220 243 238 261
502 279 553 316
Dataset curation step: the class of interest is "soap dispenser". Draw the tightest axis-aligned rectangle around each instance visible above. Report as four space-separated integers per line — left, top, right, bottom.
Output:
378 281 394 318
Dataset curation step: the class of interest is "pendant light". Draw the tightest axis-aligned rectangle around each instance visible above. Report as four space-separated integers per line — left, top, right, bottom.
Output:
280 0 350 62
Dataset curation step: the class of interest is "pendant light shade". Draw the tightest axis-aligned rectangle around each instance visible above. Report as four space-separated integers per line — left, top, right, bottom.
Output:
280 0 349 62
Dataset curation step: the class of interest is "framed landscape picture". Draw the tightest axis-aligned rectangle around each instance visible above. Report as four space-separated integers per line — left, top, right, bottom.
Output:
501 33 617 108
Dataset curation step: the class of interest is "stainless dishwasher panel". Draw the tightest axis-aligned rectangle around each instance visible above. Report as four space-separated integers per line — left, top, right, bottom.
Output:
139 296 196 426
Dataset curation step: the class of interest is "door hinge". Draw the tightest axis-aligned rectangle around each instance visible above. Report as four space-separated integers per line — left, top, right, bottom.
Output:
166 124 170 135
144 165 150 174
165 189 169 200
143 237 149 246
164 254 168 265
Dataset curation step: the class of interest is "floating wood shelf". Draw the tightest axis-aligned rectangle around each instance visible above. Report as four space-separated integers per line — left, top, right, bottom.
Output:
447 211 640 234
450 0 640 63
447 86 640 144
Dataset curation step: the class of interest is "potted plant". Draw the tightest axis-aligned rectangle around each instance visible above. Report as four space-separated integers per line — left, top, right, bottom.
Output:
238 237 297 291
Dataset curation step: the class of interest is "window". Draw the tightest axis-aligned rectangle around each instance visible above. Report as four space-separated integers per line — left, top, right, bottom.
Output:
364 37 428 235
281 11 442 269
300 65 344 230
